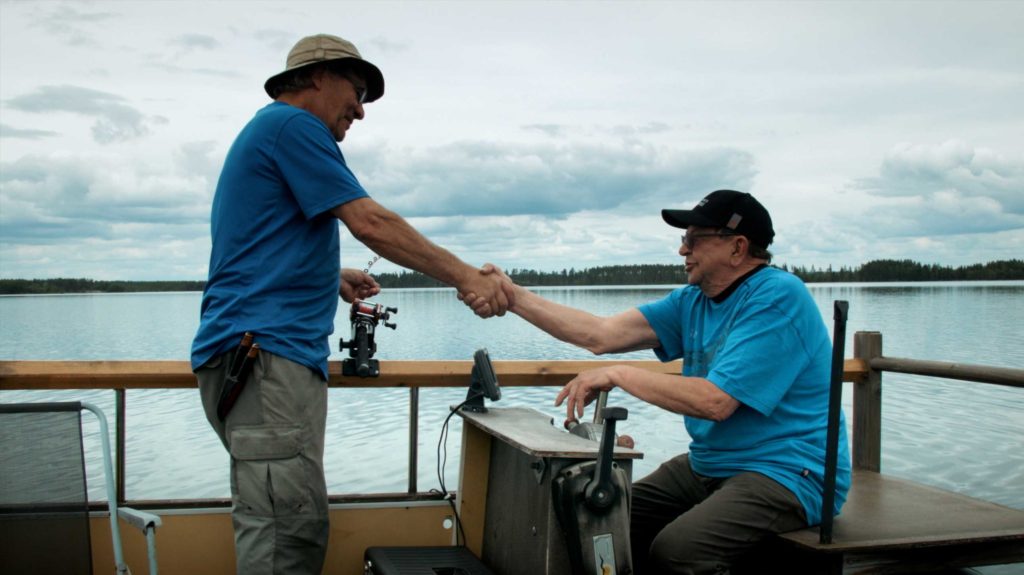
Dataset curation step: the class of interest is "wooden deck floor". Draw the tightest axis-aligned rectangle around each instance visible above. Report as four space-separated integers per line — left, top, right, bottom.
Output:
777 470 1024 573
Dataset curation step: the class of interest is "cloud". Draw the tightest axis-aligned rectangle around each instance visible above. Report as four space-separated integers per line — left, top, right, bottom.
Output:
347 210 683 276
152 34 242 78
0 123 59 140
0 146 216 245
364 36 410 55
149 62 243 79
347 139 757 218
5 85 157 144
523 124 568 138
27 4 116 46
851 140 1024 235
522 122 672 140
171 33 220 51
255 28 301 54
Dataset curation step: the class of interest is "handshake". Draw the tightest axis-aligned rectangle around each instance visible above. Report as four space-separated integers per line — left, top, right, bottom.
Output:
458 263 519 319
340 263 519 319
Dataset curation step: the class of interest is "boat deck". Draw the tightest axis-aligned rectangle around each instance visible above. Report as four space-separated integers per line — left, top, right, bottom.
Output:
777 470 1024 573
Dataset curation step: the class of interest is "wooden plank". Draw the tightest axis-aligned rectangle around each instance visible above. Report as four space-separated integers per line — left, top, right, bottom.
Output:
458 406 642 460
779 470 1024 552
840 540 1024 574
91 504 455 575
852 332 882 472
457 421 492 557
0 358 869 390
0 360 196 389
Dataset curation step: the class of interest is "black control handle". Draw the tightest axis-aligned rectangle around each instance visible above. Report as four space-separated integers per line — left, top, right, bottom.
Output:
383 306 398 329
584 406 628 510
354 324 371 377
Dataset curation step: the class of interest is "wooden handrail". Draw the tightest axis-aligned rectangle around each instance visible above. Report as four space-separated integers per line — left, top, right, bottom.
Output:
0 358 871 390
870 357 1024 388
5 340 1018 509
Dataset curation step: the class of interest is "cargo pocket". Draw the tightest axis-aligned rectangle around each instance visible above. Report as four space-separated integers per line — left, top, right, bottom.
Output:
230 425 314 517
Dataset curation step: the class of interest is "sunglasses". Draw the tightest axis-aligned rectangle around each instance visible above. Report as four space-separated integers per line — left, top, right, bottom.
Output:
328 64 368 104
680 230 738 250
351 82 368 105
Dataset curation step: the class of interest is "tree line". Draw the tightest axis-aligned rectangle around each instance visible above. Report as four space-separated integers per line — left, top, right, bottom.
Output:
1 259 1021 294
781 259 1024 283
0 278 206 295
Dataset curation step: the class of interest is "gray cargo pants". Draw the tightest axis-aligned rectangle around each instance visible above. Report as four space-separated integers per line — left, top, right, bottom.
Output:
630 453 807 575
197 349 329 575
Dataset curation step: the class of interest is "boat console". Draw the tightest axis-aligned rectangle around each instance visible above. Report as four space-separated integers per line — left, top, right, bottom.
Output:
456 405 641 575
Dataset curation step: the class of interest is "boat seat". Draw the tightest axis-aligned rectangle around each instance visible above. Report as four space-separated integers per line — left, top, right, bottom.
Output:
776 469 1024 573
0 401 161 575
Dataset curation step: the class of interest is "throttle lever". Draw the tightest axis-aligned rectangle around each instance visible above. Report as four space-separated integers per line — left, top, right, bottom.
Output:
584 406 628 510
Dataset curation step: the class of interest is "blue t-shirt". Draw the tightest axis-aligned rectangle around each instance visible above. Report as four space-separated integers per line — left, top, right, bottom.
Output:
638 267 850 525
191 102 369 378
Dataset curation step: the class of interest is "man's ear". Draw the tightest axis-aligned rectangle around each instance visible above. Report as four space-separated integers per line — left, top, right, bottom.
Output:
732 236 746 258
310 66 329 90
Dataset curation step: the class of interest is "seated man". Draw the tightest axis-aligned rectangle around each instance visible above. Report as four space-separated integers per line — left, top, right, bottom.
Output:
466 189 850 574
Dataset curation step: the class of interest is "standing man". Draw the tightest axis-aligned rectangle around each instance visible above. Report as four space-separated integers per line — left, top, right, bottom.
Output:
191 34 511 574
467 190 850 573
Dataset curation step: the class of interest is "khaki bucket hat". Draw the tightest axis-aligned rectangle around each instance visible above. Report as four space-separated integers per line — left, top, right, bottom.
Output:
264 34 385 102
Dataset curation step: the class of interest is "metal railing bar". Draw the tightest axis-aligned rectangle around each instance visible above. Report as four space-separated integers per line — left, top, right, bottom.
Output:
409 387 419 494
116 389 126 504
870 357 1024 388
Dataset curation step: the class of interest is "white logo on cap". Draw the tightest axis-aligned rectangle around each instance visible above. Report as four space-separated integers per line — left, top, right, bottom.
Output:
726 213 743 229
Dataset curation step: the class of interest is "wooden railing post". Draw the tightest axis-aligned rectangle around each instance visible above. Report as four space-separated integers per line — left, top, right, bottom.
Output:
853 331 883 472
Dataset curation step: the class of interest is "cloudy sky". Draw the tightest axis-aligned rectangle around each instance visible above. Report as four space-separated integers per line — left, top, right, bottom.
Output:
1 1 1022 281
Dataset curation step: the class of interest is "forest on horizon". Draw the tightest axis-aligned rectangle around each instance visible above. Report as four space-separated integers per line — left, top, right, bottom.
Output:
2 259 1021 295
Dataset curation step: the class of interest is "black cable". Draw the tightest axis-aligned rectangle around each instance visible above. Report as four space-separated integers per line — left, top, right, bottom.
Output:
431 393 481 547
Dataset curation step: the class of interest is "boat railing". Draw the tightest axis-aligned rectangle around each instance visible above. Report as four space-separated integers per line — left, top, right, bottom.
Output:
1 330 1021 509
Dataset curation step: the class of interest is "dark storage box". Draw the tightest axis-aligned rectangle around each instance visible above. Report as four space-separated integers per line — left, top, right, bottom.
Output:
364 546 495 575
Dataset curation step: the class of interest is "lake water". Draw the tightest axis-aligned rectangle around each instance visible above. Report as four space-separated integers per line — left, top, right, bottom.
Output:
2 282 1022 517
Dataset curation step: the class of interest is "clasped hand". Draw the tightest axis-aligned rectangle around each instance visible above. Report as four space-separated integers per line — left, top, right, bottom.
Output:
458 263 517 318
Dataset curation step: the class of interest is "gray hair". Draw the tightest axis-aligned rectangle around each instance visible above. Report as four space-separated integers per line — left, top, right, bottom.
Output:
749 243 773 263
267 63 328 99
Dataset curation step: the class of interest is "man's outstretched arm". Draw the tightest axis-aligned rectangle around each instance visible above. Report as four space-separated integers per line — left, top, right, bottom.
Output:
333 198 512 317
467 263 660 354
467 264 739 423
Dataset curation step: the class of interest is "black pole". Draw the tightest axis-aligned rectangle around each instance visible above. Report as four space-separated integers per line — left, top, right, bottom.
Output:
408 387 419 494
116 388 126 504
820 300 848 544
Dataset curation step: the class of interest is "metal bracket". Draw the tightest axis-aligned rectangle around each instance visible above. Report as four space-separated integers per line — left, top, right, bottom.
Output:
530 457 547 484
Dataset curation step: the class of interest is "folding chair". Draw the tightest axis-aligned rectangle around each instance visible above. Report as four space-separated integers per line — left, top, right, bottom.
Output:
0 401 161 574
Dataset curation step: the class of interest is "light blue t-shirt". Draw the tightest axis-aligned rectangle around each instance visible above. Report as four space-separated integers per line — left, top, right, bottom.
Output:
638 266 850 525
191 102 369 379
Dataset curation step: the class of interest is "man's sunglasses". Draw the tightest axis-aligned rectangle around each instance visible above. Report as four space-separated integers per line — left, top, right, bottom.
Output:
328 64 368 104
680 230 738 249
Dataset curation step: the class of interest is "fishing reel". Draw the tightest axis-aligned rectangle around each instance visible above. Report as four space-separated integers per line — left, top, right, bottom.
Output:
339 299 397 377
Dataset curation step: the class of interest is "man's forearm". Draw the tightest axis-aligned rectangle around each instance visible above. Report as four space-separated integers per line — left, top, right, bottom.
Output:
364 214 472 287
512 288 612 354
337 199 473 288
612 366 739 421
336 198 510 316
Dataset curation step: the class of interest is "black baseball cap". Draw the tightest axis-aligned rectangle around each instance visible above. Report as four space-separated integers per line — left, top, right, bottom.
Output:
662 190 775 248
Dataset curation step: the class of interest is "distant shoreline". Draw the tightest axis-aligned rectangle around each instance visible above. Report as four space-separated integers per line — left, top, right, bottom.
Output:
1 259 1021 295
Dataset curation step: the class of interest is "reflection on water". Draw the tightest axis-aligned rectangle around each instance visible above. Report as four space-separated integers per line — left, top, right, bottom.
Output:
2 282 1022 518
